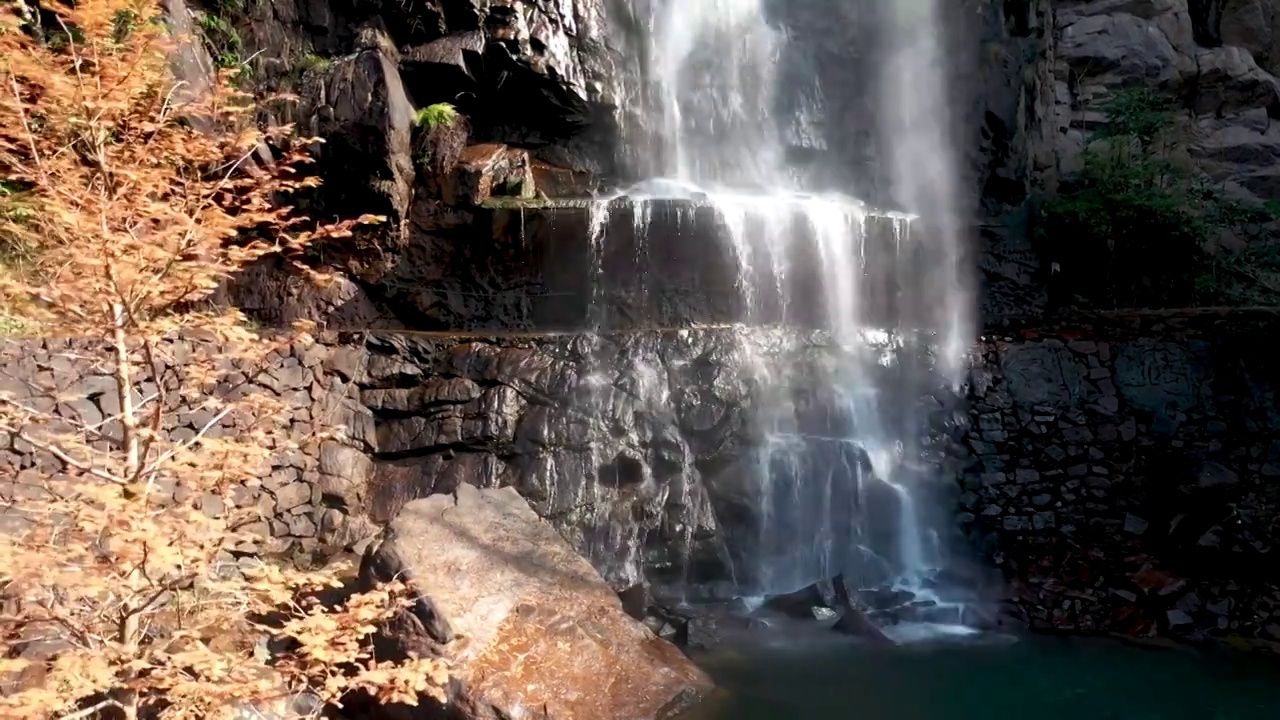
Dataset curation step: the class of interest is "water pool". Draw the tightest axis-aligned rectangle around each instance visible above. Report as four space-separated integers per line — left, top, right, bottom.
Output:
681 623 1280 720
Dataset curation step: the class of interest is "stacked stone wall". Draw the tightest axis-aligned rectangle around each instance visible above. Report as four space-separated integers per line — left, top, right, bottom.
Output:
957 312 1280 650
0 334 379 570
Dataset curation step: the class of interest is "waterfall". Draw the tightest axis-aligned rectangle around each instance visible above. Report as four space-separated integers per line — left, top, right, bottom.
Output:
586 0 971 612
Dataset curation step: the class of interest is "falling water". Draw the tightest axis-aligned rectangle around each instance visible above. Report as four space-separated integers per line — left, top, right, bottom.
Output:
877 0 974 388
587 0 972 618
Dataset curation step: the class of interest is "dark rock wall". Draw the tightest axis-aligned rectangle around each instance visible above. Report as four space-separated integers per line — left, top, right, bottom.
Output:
191 0 1280 325
352 329 942 597
958 311 1280 651
7 316 1280 649
236 0 622 168
225 199 913 333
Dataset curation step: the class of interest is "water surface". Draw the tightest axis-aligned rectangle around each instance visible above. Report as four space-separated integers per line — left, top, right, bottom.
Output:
684 627 1280 720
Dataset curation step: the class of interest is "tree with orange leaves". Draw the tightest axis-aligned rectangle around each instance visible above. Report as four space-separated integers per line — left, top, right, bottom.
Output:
0 2 446 718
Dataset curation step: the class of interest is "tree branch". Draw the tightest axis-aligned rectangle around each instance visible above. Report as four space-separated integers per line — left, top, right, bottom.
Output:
0 421 122 485
137 405 232 478
57 699 124 720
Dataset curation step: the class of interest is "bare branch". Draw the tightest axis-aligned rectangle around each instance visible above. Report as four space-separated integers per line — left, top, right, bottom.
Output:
138 406 232 478
7 73 44 177
56 699 124 720
0 422 122 485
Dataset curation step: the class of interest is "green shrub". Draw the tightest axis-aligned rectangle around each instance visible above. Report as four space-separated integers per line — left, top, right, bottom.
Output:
413 103 459 130
412 104 469 177
296 51 331 75
1039 87 1280 308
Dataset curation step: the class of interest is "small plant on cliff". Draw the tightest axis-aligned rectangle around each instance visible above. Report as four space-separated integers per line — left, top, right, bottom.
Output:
413 102 458 130
412 102 468 178
295 51 332 77
0 2 446 718
1038 87 1280 308
196 11 242 69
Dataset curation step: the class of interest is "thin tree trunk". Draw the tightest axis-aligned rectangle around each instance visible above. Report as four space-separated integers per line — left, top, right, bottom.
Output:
112 301 140 479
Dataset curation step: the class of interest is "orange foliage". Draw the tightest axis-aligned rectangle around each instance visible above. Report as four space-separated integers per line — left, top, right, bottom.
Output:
0 2 446 718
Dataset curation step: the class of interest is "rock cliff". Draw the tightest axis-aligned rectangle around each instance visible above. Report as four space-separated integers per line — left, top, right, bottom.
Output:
190 0 1280 327
975 0 1280 316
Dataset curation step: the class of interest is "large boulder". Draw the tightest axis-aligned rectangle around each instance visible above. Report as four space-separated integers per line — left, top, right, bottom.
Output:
1219 0 1280 76
303 23 418 234
359 484 713 720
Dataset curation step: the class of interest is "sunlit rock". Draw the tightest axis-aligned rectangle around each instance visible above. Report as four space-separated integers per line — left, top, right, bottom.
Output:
360 484 712 720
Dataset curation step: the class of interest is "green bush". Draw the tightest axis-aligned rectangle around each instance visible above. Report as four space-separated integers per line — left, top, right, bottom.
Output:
1038 87 1280 307
412 104 469 177
296 52 331 76
413 103 459 130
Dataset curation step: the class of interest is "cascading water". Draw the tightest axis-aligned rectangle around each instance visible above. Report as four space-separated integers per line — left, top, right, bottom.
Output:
583 0 973 632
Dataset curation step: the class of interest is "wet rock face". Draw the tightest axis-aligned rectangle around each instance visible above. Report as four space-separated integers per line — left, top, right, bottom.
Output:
345 328 949 597
354 330 754 591
956 314 1280 653
276 197 910 333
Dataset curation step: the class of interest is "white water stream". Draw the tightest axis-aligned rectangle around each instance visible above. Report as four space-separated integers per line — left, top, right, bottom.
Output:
583 0 973 635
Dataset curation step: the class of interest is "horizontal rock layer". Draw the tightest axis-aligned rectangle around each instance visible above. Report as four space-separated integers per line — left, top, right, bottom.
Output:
228 197 914 333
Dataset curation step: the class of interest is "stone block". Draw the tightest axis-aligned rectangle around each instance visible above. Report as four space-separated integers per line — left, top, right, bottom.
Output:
272 482 312 511
441 144 535 206
361 485 712 718
323 346 367 383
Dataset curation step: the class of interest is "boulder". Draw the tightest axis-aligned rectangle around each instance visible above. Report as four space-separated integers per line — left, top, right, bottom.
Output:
1057 10 1188 88
761 582 837 620
1220 0 1280 75
360 484 712 720
1191 109 1280 201
832 604 895 645
303 22 417 234
1190 45 1280 116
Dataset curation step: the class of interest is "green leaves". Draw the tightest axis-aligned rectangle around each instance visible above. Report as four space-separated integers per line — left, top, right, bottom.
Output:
413 103 459 130
1039 86 1280 308
1096 87 1174 151
196 13 242 70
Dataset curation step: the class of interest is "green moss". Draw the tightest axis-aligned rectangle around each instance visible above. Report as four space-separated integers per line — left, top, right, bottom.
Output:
0 313 27 337
197 13 242 69
413 103 459 130
297 52 332 75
